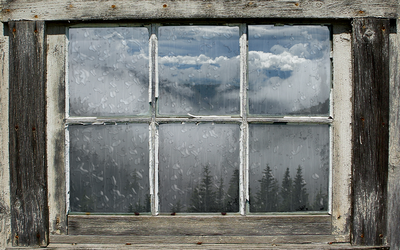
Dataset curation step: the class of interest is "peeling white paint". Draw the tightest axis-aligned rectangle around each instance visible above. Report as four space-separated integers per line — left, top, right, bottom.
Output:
331 26 352 239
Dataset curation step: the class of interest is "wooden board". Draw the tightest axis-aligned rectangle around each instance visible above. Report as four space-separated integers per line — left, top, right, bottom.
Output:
387 19 400 250
68 215 331 236
0 0 398 22
351 18 390 246
51 234 344 245
8 21 48 247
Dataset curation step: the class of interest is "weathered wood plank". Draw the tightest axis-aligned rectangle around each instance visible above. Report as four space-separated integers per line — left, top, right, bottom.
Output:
8 21 48 247
46 28 67 236
51 234 344 245
331 24 352 238
387 19 400 250
351 18 390 246
0 0 397 22
0 22 11 250
68 215 331 236
42 243 391 250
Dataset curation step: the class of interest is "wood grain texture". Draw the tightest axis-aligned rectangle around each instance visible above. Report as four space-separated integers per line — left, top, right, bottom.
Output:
8 21 48 247
68 215 331 236
0 0 397 22
41 243 391 250
351 18 390 246
46 28 67 236
51 234 344 245
0 22 11 249
387 19 400 250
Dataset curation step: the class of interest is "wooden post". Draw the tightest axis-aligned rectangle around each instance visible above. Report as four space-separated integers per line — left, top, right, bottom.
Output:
351 18 390 246
388 18 400 249
8 21 48 247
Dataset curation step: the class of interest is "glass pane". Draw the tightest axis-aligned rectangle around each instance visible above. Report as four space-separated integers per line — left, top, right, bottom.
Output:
248 25 331 116
159 123 240 213
158 26 240 116
69 124 150 213
249 124 329 212
69 27 149 116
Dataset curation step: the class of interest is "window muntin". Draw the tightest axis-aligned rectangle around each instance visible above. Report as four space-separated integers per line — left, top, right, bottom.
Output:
248 25 331 116
67 24 332 215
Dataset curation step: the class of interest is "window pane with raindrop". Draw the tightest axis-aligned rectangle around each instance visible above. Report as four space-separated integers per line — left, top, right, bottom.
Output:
69 124 150 213
159 123 240 213
248 25 331 116
158 26 240 116
69 27 149 116
249 124 329 212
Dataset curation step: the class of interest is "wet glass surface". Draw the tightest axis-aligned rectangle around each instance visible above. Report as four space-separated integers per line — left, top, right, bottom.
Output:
158 26 240 116
249 124 329 212
158 123 240 213
69 27 149 117
248 25 331 116
69 124 150 213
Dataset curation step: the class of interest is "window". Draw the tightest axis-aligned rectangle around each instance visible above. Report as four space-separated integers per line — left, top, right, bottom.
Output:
66 23 332 216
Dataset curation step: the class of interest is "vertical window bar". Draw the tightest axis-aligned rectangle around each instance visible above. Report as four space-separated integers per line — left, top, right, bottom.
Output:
154 25 159 99
328 31 334 215
65 125 70 215
328 125 333 215
65 28 71 215
154 123 160 215
149 24 159 215
239 23 248 215
149 34 155 103
65 28 70 119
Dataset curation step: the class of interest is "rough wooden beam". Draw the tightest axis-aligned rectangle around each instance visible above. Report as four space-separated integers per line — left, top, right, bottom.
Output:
8 21 48 247
46 27 67 237
0 21 11 250
50 235 347 245
0 0 398 22
68 215 331 236
387 19 400 250
351 18 390 246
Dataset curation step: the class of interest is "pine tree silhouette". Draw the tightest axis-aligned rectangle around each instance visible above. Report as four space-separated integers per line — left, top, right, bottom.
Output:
216 176 225 212
255 165 279 212
225 169 239 212
280 167 293 212
171 199 183 213
292 165 309 211
189 166 217 212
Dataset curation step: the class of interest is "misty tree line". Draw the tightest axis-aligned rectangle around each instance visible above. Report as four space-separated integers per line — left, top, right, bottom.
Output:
171 166 240 213
250 165 328 212
173 165 328 213
70 147 328 213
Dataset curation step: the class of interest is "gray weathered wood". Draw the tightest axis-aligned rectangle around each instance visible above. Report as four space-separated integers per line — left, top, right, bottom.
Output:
46 27 67 236
8 21 48 247
351 18 390 246
331 24 352 239
41 243 391 250
387 19 400 250
68 215 331 236
51 234 345 245
0 0 397 22
0 22 11 250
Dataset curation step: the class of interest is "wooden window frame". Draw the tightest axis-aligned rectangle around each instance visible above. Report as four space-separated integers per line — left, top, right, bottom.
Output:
44 21 353 245
1 4 394 245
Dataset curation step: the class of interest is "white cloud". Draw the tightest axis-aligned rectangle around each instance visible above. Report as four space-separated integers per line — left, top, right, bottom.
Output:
249 50 308 71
